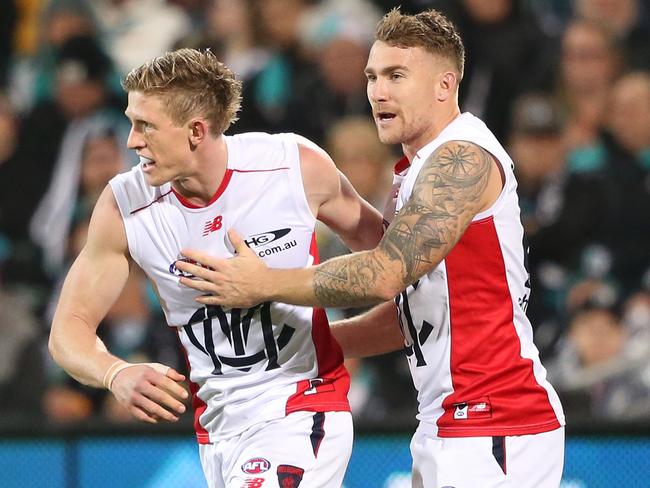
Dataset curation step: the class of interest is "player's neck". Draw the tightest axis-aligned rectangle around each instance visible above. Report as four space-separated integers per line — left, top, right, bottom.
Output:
402 106 461 161
172 135 229 207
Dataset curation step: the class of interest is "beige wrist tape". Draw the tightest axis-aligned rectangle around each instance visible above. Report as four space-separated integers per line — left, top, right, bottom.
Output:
102 360 170 390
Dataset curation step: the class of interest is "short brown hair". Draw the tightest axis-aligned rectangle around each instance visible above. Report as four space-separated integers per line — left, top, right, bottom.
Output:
375 8 465 79
122 48 242 135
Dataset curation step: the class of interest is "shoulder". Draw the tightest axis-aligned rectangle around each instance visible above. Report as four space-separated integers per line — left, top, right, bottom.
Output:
85 185 129 257
411 139 495 204
424 139 494 175
227 132 299 170
295 135 338 184
295 134 334 166
293 135 342 211
413 140 501 214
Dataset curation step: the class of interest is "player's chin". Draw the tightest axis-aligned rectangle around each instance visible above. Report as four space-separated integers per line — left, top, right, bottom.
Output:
376 130 401 145
143 172 168 187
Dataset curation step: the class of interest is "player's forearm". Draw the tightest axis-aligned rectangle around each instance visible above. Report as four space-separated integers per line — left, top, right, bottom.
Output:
312 249 402 308
264 250 401 309
330 301 403 358
49 315 120 388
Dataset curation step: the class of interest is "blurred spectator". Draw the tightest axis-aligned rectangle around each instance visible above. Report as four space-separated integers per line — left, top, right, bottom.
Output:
550 300 650 420
30 122 130 275
608 71 650 157
176 0 269 82
326 116 393 208
235 0 317 134
88 0 192 76
596 71 650 293
509 92 566 236
508 92 568 351
535 71 650 298
169 0 210 25
430 0 558 140
283 0 381 144
0 35 127 288
573 0 650 70
9 0 99 113
530 23 624 276
556 19 621 152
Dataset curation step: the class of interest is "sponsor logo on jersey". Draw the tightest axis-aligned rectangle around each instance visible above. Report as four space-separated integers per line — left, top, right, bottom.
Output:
203 215 223 236
243 228 296 258
277 465 304 487
169 257 214 279
242 458 271 475
241 478 265 488
244 228 291 247
256 239 297 258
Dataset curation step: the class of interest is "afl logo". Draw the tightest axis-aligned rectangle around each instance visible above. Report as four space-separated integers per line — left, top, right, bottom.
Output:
244 228 291 248
242 458 271 474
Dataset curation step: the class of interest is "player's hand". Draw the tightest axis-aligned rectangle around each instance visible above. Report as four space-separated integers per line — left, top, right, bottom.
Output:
177 229 269 309
110 363 188 424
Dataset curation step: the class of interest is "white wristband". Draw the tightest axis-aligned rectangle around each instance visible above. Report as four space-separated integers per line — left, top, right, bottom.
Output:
102 360 171 391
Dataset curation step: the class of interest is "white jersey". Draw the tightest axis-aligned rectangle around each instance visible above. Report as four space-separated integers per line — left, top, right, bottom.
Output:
109 132 350 443
394 113 564 437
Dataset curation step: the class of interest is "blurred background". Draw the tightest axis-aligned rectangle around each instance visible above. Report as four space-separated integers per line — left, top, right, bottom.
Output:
0 0 648 486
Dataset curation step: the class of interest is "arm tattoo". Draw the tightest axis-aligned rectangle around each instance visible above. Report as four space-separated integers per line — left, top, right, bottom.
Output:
314 251 387 307
314 141 493 307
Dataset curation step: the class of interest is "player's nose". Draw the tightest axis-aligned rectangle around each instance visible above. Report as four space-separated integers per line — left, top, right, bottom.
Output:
126 126 144 150
368 79 389 104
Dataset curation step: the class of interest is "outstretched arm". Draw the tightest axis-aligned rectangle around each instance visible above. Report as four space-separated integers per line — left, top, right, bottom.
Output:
178 140 498 308
49 186 188 423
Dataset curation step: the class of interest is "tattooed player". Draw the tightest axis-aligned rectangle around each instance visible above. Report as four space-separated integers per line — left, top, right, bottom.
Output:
178 8 566 488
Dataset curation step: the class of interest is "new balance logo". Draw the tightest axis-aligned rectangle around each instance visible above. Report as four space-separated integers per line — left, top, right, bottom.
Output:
203 215 223 236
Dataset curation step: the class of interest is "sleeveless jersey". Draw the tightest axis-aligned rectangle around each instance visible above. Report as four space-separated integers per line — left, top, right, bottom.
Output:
109 132 350 443
394 113 564 437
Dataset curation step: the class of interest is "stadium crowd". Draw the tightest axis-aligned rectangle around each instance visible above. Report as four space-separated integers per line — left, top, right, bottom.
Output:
0 0 649 426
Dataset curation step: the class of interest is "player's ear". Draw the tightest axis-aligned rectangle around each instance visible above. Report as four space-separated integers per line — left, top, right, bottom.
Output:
437 71 457 102
188 118 209 146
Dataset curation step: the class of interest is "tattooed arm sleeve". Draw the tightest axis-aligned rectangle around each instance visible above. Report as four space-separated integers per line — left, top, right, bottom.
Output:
312 140 494 307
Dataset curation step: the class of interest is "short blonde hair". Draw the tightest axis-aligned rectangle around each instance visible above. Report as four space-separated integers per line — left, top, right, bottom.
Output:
122 48 242 135
376 8 465 79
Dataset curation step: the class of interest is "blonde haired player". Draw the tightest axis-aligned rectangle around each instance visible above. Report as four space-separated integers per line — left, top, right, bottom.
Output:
179 9 566 488
49 48 384 487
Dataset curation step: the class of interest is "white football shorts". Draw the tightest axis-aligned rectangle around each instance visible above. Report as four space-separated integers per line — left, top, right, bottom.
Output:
199 410 353 488
410 426 565 488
